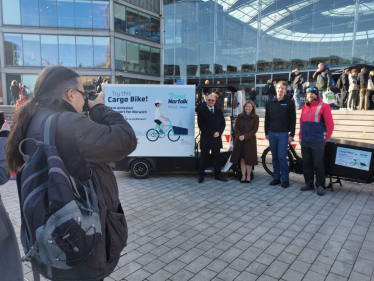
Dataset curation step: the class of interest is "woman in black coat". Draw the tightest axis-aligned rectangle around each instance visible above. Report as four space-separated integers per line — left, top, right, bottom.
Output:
10 80 20 105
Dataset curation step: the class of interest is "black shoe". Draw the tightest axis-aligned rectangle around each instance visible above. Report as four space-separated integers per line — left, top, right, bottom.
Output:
317 186 326 196
240 180 246 183
215 175 228 182
198 176 204 183
246 180 251 184
282 181 289 188
269 179 281 186
300 184 315 191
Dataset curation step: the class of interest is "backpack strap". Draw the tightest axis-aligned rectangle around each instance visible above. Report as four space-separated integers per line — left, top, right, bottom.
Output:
42 113 61 145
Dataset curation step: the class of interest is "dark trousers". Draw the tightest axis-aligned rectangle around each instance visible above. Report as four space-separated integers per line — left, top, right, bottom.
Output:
12 95 19 105
301 141 325 188
340 89 348 108
199 149 221 177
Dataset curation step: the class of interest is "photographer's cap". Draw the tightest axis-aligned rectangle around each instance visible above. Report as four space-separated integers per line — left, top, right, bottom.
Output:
155 99 162 104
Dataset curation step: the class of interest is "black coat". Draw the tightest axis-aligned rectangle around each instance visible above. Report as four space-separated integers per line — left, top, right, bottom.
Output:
249 90 257 100
357 71 369 89
341 73 349 90
198 105 226 150
291 72 305 91
10 85 19 97
263 83 276 95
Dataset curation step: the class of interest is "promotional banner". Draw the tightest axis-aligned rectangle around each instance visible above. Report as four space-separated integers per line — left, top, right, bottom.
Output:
335 147 372 171
103 85 196 157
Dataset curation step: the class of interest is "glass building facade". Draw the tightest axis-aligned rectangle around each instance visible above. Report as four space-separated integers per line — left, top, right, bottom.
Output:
0 0 162 104
163 0 374 105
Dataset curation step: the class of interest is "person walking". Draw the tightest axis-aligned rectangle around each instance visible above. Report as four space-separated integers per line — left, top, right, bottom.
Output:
5 66 137 281
339 68 350 110
231 100 259 183
299 88 334 196
263 80 276 101
10 80 20 105
313 63 332 96
347 69 359 110
286 81 293 99
290 68 305 109
197 94 227 183
358 67 370 110
249 88 257 103
265 81 296 188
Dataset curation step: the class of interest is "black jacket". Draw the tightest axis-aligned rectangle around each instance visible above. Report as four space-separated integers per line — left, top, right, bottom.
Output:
291 72 305 91
249 90 257 100
357 71 369 89
24 101 137 280
263 83 276 96
197 105 226 150
341 73 349 90
10 85 19 97
265 97 296 137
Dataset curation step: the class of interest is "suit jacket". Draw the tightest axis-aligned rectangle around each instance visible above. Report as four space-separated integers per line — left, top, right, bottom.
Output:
198 105 226 150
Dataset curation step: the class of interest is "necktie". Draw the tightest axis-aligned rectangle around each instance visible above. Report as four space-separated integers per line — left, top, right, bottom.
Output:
210 108 214 114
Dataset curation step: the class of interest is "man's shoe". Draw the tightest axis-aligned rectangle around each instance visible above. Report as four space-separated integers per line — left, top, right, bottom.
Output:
317 186 326 196
198 176 204 183
296 107 301 110
215 175 228 182
269 179 281 186
300 184 315 191
282 181 289 188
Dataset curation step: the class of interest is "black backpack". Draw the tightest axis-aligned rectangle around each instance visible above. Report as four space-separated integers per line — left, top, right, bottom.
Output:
336 76 343 89
17 113 104 280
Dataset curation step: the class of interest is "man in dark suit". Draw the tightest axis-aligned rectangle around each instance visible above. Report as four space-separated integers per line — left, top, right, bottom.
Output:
197 94 227 183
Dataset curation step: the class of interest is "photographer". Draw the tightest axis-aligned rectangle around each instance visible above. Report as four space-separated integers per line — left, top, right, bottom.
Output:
6 66 137 281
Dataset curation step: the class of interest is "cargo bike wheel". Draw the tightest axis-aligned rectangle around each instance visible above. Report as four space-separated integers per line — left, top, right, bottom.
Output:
130 159 151 179
168 130 180 142
261 147 293 177
146 129 160 142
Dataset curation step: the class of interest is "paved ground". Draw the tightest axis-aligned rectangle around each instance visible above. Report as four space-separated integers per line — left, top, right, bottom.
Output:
2 167 374 281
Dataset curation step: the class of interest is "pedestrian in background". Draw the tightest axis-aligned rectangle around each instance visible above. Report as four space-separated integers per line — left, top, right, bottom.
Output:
265 81 296 188
249 87 257 103
313 63 332 96
347 69 359 111
358 67 370 110
16 92 28 110
286 81 293 99
231 100 259 183
263 79 276 101
197 94 227 183
290 68 305 109
299 88 334 196
339 68 350 110
0 118 23 281
10 80 20 105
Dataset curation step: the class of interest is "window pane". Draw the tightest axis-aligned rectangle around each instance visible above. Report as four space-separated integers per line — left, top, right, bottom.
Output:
127 41 139 72
41 35 58 66
40 0 57 26
114 3 126 32
93 37 110 68
76 36 93 67
151 47 160 75
126 8 139 36
139 44 150 73
23 34 41 66
75 0 92 28
92 1 109 29
3 0 21 25
57 0 74 28
115 38 126 70
59 36 76 67
21 0 39 26
138 12 151 40
151 17 160 42
4 34 23 66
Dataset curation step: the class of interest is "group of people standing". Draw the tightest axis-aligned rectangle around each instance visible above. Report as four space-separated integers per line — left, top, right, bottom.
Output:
10 80 30 109
338 67 374 111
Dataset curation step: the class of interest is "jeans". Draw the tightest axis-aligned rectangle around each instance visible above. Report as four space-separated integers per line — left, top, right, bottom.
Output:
294 89 301 108
268 131 289 181
301 141 326 188
340 89 348 108
268 94 275 101
347 90 358 109
359 88 371 110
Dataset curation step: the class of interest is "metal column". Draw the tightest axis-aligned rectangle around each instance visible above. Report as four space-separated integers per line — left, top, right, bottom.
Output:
351 0 360 61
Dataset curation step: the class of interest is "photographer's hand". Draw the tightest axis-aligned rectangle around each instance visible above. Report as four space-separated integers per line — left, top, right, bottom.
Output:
88 92 105 109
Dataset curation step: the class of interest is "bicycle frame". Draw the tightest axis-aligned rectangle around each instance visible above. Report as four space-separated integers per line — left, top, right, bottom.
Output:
152 120 173 135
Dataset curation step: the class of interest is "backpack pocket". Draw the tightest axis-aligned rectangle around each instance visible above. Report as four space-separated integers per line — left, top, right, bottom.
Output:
105 210 128 263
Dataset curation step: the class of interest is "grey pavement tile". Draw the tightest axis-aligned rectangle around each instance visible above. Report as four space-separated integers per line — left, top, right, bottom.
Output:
284 244 303 256
207 259 229 273
218 247 243 263
233 240 253 251
352 258 374 276
336 249 359 265
291 238 309 248
125 269 151 281
264 242 287 257
281 269 305 281
358 249 374 262
216 267 241 281
316 249 339 265
158 248 186 264
303 270 326 281
196 240 215 251
343 240 362 252
297 248 319 264
203 247 225 260
325 240 344 253
348 271 371 281
109 262 142 279
309 261 331 276
184 255 213 274
256 253 276 266
178 248 205 264
169 269 195 281
264 260 289 279
306 239 326 251
143 259 167 274
215 240 234 251
189 268 217 281
252 239 272 250
163 260 187 274
256 275 278 281
290 260 311 274
330 260 354 278
234 271 259 281
325 272 348 281
245 261 268 275
275 235 294 245
229 258 251 272
134 253 157 266
147 269 172 281
178 240 198 251
150 245 171 257
277 252 297 264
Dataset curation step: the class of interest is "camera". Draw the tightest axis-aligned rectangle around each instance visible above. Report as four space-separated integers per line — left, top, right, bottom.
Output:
83 92 99 115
